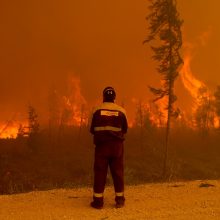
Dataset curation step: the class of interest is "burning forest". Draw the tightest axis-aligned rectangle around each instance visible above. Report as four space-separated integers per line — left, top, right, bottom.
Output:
0 0 220 199
0 69 220 195
1 55 220 140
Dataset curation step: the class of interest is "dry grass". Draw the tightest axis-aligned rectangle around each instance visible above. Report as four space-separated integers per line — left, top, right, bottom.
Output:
1 126 220 194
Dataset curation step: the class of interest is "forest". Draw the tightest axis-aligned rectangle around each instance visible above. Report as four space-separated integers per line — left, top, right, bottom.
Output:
0 89 220 195
1 0 220 197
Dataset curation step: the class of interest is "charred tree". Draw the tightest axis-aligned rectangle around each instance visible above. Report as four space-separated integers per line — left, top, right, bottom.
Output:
135 100 145 151
17 124 25 139
195 87 215 135
27 105 40 152
48 89 61 145
144 0 183 178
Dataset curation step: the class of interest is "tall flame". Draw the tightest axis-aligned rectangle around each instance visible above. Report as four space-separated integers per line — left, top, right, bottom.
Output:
180 54 207 100
62 75 88 127
180 51 219 128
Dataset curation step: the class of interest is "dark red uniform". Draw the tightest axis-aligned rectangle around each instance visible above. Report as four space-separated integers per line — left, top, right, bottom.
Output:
90 101 128 202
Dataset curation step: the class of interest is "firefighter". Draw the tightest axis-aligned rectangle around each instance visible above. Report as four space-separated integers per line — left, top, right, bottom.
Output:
90 86 128 209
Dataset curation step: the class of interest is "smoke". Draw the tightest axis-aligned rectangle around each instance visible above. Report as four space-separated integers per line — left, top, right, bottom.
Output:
1 1 220 136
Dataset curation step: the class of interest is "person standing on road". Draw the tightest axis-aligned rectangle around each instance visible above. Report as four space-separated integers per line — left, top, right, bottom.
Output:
90 86 128 209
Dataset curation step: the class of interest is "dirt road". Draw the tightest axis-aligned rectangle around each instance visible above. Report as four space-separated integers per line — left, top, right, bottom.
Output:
0 180 220 220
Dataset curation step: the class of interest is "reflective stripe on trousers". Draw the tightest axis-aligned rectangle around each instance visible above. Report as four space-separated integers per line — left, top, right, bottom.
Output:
94 126 122 132
115 192 124 197
93 193 103 198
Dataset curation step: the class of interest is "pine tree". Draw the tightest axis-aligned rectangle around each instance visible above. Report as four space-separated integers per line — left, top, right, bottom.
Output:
48 89 61 129
17 124 25 138
48 89 61 145
28 105 40 152
144 0 183 178
195 87 215 135
28 105 39 134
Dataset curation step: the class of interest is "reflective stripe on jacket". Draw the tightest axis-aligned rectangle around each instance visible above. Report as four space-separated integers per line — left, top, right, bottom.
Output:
90 102 128 144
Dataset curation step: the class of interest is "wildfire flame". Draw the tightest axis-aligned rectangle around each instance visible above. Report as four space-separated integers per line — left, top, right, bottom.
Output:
0 120 28 139
1 54 219 139
180 54 207 100
0 76 88 139
62 75 88 127
0 125 18 139
180 52 219 128
131 98 166 127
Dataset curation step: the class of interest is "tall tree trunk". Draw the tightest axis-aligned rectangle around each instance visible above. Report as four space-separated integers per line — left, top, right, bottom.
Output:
163 96 171 178
163 6 174 178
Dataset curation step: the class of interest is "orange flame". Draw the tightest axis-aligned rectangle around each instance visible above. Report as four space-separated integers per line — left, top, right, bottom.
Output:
180 52 219 128
0 125 18 139
131 98 166 127
0 120 28 139
180 54 207 100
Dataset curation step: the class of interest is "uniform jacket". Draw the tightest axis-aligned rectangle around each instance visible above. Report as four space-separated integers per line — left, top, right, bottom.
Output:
90 102 128 145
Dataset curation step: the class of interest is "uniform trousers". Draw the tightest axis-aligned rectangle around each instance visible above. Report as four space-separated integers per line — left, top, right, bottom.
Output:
93 141 124 194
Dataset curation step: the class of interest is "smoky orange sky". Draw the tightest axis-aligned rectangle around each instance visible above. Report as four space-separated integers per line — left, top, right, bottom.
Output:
0 0 220 124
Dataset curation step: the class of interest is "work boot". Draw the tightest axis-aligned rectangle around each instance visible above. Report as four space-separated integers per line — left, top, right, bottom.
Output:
115 196 125 208
90 196 103 209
